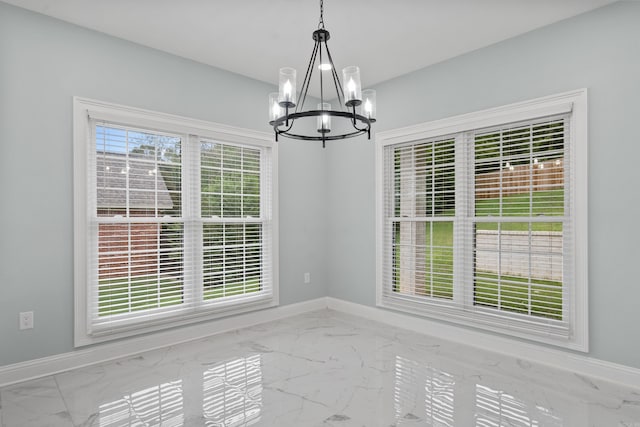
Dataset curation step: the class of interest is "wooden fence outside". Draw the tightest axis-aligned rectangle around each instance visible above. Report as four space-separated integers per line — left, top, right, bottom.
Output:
476 160 563 199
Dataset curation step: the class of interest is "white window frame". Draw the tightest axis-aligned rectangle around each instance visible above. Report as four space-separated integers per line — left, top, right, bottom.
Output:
375 89 587 351
73 97 279 346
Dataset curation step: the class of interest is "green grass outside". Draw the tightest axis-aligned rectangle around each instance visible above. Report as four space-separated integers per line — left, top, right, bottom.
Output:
99 275 261 316
474 272 562 320
203 278 260 300
394 189 563 320
98 276 183 316
475 189 563 231
424 222 454 299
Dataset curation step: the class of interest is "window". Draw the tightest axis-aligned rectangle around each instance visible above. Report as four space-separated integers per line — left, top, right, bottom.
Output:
376 90 587 350
74 98 278 346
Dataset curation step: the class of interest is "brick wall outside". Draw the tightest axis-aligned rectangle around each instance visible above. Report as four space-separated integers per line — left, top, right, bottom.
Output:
98 211 162 279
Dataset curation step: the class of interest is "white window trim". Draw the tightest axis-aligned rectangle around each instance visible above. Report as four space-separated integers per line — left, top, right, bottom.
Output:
73 97 279 347
375 89 588 351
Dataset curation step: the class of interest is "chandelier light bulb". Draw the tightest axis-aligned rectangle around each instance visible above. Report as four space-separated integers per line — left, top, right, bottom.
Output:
347 79 356 97
361 89 376 121
364 99 372 114
283 81 292 101
317 102 331 133
278 67 297 107
268 92 282 121
342 66 362 107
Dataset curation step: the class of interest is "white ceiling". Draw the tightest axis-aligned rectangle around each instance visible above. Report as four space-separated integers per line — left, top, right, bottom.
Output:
3 0 619 95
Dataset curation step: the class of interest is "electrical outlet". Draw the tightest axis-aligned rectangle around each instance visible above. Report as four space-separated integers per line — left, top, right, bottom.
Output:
19 311 34 330
304 272 311 284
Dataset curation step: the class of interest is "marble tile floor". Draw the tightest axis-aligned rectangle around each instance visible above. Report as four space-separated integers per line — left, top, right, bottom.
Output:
1 310 640 426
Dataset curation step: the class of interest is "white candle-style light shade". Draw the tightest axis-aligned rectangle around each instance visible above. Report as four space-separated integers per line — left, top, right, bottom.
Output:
361 89 377 121
278 67 297 107
342 66 362 107
268 92 283 122
317 103 331 133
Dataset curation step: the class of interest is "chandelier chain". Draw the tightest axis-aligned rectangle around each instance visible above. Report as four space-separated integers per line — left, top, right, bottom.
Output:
318 0 325 29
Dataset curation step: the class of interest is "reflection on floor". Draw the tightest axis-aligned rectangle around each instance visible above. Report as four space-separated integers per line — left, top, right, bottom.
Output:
1 310 639 426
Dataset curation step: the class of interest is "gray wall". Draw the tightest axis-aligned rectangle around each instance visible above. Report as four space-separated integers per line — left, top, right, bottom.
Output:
0 2 326 366
327 1 640 369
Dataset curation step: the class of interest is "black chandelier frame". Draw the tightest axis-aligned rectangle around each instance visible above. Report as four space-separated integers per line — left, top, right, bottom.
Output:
269 3 375 147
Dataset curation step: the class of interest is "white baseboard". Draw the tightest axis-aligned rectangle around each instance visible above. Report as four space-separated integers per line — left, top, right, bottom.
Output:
326 297 640 389
3 296 639 390
0 298 327 387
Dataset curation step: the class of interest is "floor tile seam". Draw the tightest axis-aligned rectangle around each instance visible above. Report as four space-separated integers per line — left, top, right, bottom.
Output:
52 375 76 427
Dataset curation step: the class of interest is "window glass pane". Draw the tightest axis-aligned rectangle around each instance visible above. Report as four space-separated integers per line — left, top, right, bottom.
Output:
474 222 562 320
244 196 260 217
202 223 263 300
97 222 184 316
243 172 260 195
96 125 181 218
394 138 455 218
475 119 564 217
428 222 454 299
242 149 261 172
201 142 261 218
222 194 242 217
390 138 455 302
95 123 184 319
201 145 222 217
222 145 242 170
392 221 453 300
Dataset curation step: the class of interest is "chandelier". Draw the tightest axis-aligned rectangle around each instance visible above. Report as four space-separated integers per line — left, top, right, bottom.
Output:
268 0 376 148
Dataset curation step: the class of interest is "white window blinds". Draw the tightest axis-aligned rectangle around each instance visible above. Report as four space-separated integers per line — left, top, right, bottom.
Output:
74 98 277 346
91 124 187 330
377 90 587 351
381 137 457 308
199 140 273 305
472 118 569 331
